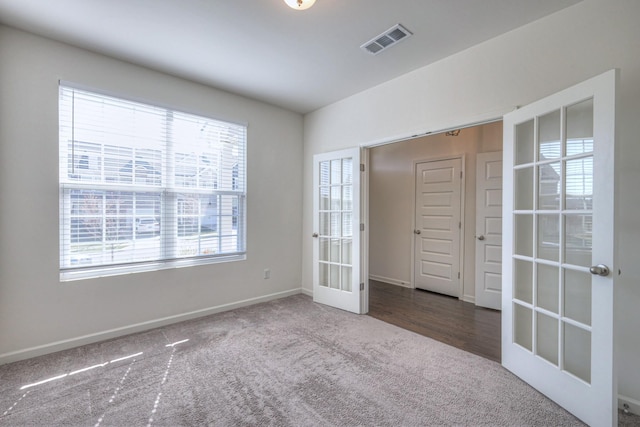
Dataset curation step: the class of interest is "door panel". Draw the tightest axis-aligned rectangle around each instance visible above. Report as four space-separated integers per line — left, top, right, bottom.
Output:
475 151 503 310
313 147 363 314
414 158 462 297
502 70 617 426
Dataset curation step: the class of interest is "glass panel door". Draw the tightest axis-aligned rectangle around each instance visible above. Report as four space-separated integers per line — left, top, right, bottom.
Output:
312 147 362 314
502 70 617 426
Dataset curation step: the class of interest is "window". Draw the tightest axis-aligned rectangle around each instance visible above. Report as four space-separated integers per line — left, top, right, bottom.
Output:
59 84 246 280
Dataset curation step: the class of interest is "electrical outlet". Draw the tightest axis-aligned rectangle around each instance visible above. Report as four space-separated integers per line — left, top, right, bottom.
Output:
263 268 270 279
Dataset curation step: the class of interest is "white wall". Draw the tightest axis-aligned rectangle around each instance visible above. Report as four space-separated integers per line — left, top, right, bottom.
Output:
302 0 640 409
369 122 502 301
0 26 304 361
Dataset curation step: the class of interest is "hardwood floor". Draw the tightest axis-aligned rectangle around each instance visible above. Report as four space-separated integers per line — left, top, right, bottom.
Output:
368 280 501 362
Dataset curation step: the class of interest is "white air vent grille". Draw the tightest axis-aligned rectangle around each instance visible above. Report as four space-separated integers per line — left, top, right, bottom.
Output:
361 24 412 55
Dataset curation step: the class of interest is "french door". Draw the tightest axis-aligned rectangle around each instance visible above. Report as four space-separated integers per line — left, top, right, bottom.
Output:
502 70 617 426
312 147 364 314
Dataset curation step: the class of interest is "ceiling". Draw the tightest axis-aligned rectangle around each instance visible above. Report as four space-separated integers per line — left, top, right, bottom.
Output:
0 0 581 114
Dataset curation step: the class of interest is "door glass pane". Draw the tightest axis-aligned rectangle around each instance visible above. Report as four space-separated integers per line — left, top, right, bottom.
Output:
330 186 341 210
514 259 533 304
564 323 591 383
330 239 340 263
538 109 561 160
538 214 559 262
319 238 329 262
319 161 330 186
319 186 330 210
515 119 534 165
564 269 592 326
342 186 353 211
330 159 341 184
538 162 561 210
514 214 533 257
514 303 533 351
342 213 353 237
330 264 340 289
515 167 534 210
341 266 352 292
319 263 329 287
536 312 559 366
342 239 352 265
330 212 341 237
537 264 559 314
342 158 353 184
565 157 592 210
566 99 594 156
319 212 329 236
564 214 592 267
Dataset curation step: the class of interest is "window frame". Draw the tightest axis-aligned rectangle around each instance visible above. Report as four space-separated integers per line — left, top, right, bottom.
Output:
59 82 247 281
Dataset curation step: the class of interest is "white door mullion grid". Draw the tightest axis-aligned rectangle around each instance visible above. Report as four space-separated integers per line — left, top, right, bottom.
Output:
557 105 567 374
312 147 362 314
502 70 617 427
531 119 539 358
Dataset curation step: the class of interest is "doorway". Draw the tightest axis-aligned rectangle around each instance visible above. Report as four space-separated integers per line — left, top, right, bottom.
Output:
312 71 620 425
367 121 502 359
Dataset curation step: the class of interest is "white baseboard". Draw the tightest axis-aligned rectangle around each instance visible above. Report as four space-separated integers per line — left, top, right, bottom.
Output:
619 394 640 416
0 288 303 366
300 287 313 297
369 274 412 288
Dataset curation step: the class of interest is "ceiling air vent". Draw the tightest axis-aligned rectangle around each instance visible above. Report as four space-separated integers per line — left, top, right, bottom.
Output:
361 24 412 55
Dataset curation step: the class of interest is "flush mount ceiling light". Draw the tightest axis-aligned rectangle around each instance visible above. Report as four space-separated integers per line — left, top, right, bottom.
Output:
284 0 316 10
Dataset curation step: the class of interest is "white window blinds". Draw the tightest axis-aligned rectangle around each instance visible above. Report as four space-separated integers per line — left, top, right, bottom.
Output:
59 84 246 280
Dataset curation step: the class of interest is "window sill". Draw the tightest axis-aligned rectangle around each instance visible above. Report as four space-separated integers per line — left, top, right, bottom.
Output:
60 254 246 282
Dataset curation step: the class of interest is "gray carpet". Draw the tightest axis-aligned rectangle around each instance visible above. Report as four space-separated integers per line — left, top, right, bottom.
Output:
0 294 634 426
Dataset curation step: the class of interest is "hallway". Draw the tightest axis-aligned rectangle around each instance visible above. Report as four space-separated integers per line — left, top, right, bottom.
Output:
368 280 501 362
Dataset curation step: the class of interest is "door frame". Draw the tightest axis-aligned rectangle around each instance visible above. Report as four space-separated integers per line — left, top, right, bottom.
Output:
362 119 502 302
361 147 370 314
410 155 466 297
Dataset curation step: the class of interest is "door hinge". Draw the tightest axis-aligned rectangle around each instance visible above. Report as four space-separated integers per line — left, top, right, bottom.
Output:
360 223 365 231
360 282 365 291
360 163 365 172
460 171 463 179
458 272 460 279
459 221 461 229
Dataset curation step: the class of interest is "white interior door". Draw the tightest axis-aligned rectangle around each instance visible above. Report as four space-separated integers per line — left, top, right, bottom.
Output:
475 151 503 310
414 158 462 297
502 70 617 427
312 147 363 314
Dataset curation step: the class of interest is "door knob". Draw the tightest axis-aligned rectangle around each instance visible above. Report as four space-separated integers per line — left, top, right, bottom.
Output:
477 235 485 241
414 230 421 235
589 264 610 276
312 233 318 238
